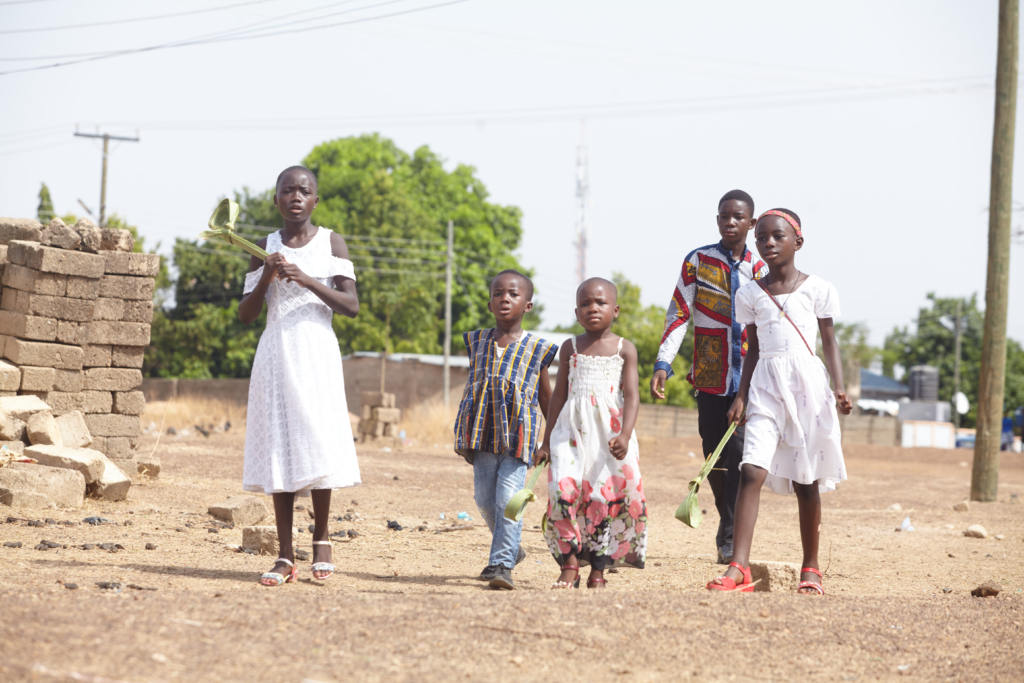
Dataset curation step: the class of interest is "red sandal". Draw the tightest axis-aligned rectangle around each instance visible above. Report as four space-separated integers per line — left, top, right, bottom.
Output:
552 564 580 589
706 562 754 592
587 577 607 589
798 567 824 595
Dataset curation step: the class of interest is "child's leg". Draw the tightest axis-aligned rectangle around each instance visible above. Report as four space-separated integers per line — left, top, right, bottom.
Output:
267 491 296 576
310 488 333 578
793 482 822 593
718 463 767 584
473 452 499 539
488 454 527 569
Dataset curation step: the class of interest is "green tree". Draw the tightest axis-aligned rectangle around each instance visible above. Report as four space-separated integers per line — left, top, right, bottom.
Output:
37 183 54 224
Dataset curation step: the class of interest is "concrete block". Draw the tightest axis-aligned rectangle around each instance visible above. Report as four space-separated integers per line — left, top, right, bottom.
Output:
44 392 85 416
84 413 140 437
361 391 396 409
0 416 25 441
55 410 92 448
0 310 57 341
26 410 62 446
111 345 145 369
0 360 21 392
44 220 82 250
0 440 24 455
92 298 124 321
87 320 151 347
0 218 44 244
749 561 801 593
0 394 50 421
7 240 105 278
55 320 86 345
136 451 160 478
2 263 66 296
19 366 56 392
53 369 83 393
0 392 15 398
83 345 111 368
99 274 154 301
0 245 6 264
89 454 131 501
372 407 401 423
84 368 143 392
5 338 84 369
100 228 134 253
100 251 161 277
122 300 154 324
2 289 95 322
96 436 134 459
82 391 112 413
108 457 137 480
241 526 297 555
66 276 100 300
0 462 85 508
208 495 268 527
24 444 106 483
112 391 145 415
73 218 102 254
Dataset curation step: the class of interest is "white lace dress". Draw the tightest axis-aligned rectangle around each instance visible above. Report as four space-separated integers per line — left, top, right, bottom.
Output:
241 227 361 495
734 275 846 495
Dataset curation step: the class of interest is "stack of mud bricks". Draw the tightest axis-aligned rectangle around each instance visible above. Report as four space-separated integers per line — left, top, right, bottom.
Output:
358 391 400 447
0 216 158 478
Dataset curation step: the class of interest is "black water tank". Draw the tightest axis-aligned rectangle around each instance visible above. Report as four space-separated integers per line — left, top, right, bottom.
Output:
908 365 939 401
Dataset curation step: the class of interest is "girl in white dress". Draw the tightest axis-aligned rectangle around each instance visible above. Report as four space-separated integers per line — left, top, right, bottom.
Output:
539 277 646 590
238 166 361 586
706 208 852 595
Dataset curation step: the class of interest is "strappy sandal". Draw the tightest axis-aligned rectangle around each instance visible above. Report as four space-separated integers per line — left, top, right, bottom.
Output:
551 564 580 589
706 561 754 592
587 577 607 589
798 566 824 595
260 558 297 586
311 541 335 580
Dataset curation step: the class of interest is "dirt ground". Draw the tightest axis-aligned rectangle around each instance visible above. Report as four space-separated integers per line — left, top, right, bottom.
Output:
0 420 1021 683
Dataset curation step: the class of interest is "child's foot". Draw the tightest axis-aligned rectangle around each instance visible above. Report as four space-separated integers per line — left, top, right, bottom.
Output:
260 558 296 586
311 541 334 580
587 570 607 589
706 562 753 592
477 565 501 581
488 566 515 590
552 565 579 589
798 567 824 595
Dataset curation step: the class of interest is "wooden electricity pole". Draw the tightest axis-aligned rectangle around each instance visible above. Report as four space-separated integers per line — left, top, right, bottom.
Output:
972 0 1018 502
73 130 140 227
443 220 453 411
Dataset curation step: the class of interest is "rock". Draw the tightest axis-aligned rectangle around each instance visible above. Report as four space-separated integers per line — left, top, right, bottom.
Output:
0 417 25 441
64 583 77 590
72 218 102 253
26 410 63 446
749 561 800 592
25 444 106 483
54 411 92 448
99 228 133 253
83 516 113 525
942 587 953 593
0 462 85 508
995 534 1005 540
88 455 132 501
45 220 83 251
208 496 268 528
241 526 297 555
971 583 1001 598
295 548 310 561
0 395 51 421
964 524 988 539
4 541 22 548
887 503 902 512
953 500 970 512
136 451 160 478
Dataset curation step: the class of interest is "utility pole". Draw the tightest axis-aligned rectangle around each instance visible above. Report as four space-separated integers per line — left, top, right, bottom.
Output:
954 299 962 431
574 121 590 284
73 129 139 227
444 219 453 411
973 0 1017 502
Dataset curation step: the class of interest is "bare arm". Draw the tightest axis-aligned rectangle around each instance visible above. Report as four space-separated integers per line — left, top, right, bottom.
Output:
726 324 760 425
537 342 573 464
609 339 640 460
538 366 552 417
276 232 359 318
818 317 853 414
238 238 278 325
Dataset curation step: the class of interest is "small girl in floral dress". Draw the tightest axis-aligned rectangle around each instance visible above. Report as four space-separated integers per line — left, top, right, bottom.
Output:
538 277 646 589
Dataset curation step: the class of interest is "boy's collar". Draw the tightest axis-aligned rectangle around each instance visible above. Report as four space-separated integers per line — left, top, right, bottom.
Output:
715 240 749 262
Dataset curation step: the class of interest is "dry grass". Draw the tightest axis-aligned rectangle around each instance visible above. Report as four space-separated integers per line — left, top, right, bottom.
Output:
398 398 457 447
141 398 247 433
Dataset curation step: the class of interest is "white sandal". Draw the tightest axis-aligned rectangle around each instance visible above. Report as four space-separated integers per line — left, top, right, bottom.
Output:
311 541 334 580
260 558 296 586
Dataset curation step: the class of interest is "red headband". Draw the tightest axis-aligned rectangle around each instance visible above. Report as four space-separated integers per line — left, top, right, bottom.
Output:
758 210 802 237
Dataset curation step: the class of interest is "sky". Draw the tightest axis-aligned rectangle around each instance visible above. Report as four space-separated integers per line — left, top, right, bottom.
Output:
1 0 1022 348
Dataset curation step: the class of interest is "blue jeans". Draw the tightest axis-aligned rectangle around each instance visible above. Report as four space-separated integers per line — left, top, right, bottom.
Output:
472 451 527 569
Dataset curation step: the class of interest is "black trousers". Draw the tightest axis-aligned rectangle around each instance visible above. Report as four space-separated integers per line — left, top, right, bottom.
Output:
696 391 746 549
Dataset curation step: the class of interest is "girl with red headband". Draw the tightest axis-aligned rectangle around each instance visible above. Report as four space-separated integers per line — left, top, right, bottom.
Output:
707 208 853 595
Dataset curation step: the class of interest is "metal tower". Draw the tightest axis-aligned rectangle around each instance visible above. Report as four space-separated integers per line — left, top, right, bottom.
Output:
574 122 590 284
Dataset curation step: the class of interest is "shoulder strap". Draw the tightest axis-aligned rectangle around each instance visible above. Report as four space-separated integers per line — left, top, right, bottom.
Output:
616 336 624 356
755 279 815 357
571 335 578 354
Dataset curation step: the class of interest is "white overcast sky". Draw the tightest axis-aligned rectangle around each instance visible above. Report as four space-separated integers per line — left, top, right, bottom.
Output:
1 0 1022 346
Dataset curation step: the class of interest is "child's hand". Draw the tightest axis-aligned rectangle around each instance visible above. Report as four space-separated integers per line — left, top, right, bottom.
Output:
277 261 314 288
835 390 853 415
726 395 746 425
608 434 629 460
650 369 668 400
535 445 550 466
262 253 287 283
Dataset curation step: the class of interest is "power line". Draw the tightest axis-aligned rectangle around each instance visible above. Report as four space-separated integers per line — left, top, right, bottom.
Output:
0 0 470 76
0 0 287 35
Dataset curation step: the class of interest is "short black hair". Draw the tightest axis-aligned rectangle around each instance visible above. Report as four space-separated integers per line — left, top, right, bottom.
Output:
767 207 801 227
276 165 318 191
490 269 534 301
577 277 617 303
718 189 754 215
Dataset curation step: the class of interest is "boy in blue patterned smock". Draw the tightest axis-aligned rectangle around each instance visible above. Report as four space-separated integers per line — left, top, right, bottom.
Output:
650 190 768 565
455 270 557 590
